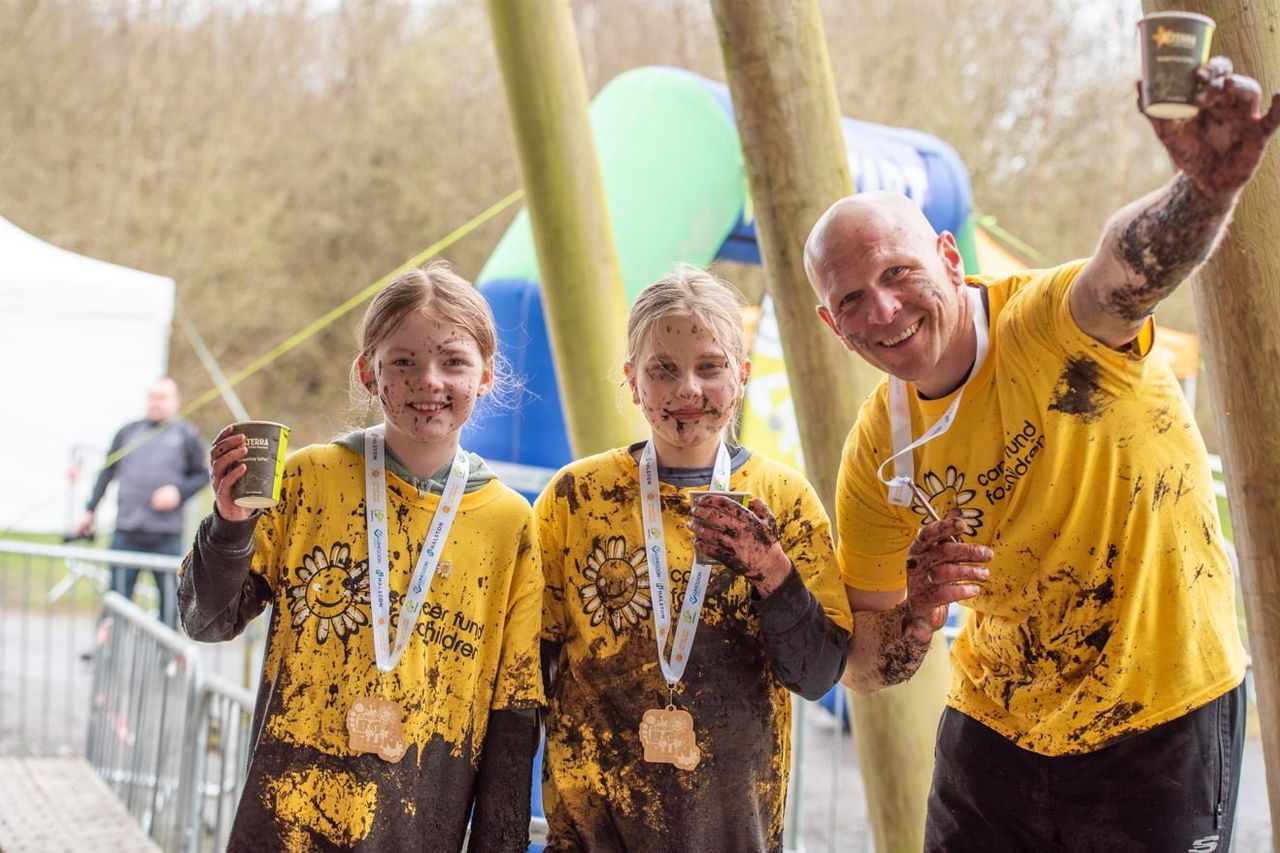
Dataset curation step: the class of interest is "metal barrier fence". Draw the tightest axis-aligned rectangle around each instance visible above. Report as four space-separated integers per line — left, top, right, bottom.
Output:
181 673 256 852
87 592 204 849
0 540 255 852
0 538 181 757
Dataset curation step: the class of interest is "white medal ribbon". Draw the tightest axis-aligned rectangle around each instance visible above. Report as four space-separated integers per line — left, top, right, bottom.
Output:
878 286 989 506
364 425 469 673
639 440 731 690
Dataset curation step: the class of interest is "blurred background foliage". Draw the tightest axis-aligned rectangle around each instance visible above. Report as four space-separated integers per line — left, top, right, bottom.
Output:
2 0 1209 446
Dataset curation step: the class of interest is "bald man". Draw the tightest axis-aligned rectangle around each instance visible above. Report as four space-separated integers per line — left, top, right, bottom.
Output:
78 378 208 627
806 58 1279 851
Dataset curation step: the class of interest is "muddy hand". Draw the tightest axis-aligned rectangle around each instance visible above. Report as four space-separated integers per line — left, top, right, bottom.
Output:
688 496 791 597
1142 57 1280 198
209 425 253 523
903 513 991 644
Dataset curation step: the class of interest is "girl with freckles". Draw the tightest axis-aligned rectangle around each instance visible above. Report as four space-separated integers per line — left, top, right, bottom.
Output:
535 268 852 852
178 261 543 852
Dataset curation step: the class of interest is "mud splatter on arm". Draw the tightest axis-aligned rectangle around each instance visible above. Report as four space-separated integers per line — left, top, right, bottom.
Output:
844 602 936 691
844 516 989 693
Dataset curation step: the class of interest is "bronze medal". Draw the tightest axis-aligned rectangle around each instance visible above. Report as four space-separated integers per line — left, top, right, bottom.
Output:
347 697 407 763
639 705 701 771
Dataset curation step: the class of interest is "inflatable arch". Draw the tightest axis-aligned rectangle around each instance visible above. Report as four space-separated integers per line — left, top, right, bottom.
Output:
464 65 980 497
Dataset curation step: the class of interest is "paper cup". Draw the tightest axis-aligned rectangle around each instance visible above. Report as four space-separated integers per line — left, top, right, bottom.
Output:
689 490 752 565
229 421 290 509
1137 12 1215 120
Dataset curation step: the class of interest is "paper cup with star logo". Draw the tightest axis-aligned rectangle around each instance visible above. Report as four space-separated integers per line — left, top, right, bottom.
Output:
1137 12 1214 120
229 421 290 509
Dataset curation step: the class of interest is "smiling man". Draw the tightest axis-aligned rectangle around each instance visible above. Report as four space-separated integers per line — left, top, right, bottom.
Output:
805 58 1279 851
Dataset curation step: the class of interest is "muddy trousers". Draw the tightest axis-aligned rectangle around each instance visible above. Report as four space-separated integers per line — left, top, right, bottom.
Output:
925 681 1246 853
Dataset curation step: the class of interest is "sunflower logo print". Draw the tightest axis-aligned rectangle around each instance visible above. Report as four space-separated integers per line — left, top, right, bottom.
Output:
913 466 984 531
580 536 652 633
288 543 370 644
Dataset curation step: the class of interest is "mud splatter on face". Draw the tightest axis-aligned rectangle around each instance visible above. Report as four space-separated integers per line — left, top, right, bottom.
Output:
922 283 947 303
1048 356 1106 422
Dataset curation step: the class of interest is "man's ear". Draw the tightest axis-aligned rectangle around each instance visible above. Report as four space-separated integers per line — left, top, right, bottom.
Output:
938 231 965 286
816 304 842 340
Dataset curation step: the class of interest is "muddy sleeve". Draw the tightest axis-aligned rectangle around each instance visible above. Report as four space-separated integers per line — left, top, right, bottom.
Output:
752 565 851 701
469 707 538 852
178 511 271 642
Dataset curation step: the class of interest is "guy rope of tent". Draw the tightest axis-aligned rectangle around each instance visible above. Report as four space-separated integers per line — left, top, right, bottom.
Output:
176 187 525 421
974 210 1052 267
0 188 524 537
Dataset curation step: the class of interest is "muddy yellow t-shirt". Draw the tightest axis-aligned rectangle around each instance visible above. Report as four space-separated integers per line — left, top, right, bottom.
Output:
837 261 1245 756
537 447 850 852
230 443 543 850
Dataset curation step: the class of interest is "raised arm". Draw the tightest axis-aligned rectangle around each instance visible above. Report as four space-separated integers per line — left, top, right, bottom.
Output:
843 516 990 694
1071 57 1280 348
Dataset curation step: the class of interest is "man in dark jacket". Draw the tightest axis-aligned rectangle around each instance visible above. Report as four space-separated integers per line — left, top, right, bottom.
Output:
77 378 208 627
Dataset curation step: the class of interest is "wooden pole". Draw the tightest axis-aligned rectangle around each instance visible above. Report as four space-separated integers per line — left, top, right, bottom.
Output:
709 2 949 849
1142 1 1280 843
485 0 644 456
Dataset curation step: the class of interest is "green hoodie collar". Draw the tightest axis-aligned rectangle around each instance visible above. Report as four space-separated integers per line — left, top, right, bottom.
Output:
334 430 496 495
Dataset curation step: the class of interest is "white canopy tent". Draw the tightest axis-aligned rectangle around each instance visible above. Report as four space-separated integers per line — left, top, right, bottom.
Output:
0 214 175 534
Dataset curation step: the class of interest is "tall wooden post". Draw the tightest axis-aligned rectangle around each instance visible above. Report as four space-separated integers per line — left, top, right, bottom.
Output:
1143 1 1280 842
485 0 644 456
709 2 950 850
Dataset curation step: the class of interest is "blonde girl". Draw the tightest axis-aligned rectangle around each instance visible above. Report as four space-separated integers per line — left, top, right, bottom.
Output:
535 267 852 852
179 261 543 852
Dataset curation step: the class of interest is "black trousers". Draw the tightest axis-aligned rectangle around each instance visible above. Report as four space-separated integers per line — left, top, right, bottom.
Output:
109 529 183 628
925 681 1246 853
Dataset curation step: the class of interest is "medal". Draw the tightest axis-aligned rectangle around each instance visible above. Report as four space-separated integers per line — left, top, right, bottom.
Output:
636 439 729 770
346 697 407 763
350 426 468 761
639 706 701 771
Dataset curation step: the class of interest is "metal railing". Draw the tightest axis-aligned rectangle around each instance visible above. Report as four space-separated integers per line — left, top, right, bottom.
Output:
1 539 255 852
86 593 203 848
179 673 256 852
0 537 180 756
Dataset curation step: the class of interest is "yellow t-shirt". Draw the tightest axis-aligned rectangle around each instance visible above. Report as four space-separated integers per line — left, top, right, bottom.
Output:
837 261 1245 756
236 443 544 850
537 447 850 851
